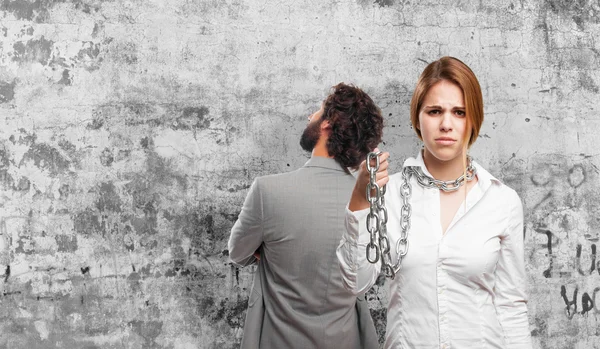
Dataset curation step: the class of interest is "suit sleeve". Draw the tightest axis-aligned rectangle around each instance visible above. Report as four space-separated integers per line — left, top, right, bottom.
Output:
228 178 264 267
494 191 532 348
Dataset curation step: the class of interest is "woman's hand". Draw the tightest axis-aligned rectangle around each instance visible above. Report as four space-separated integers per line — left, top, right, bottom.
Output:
348 148 389 212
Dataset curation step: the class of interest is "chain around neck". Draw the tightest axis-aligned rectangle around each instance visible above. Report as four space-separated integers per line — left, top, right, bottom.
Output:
411 156 477 192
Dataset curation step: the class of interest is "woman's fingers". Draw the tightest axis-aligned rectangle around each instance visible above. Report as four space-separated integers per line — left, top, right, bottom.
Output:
376 169 389 188
377 154 389 171
377 177 389 188
367 151 390 171
379 151 390 164
362 150 391 191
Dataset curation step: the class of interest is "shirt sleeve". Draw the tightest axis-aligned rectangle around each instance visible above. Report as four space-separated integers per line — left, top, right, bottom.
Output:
228 178 263 267
336 205 381 295
494 191 532 348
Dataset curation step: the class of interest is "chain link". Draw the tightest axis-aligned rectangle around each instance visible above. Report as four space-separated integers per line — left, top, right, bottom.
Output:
365 153 477 279
366 152 382 264
412 158 477 191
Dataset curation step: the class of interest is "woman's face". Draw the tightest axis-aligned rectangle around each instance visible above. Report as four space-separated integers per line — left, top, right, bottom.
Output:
418 80 468 163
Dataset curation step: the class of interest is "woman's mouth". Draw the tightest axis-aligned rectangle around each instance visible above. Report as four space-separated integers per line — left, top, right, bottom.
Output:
435 137 456 145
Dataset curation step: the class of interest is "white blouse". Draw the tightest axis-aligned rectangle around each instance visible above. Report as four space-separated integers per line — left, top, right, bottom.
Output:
337 152 532 349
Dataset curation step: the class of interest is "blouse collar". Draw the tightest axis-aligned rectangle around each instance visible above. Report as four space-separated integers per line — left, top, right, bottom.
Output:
402 150 502 192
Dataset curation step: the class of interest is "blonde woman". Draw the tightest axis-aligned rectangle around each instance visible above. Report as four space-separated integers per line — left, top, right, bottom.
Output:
337 57 532 348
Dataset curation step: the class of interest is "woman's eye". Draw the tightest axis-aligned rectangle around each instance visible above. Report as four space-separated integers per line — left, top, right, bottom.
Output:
428 110 440 115
455 110 466 117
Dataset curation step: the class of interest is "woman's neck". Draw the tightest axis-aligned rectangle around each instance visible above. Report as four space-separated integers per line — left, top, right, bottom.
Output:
422 148 466 181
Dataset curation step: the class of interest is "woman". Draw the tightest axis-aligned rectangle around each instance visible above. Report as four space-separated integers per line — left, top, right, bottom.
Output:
337 56 532 348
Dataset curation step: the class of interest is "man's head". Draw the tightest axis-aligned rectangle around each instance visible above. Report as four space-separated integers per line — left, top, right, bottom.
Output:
300 83 384 170
299 104 324 153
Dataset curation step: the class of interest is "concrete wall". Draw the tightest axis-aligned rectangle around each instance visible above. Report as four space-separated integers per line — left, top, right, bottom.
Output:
0 0 598 348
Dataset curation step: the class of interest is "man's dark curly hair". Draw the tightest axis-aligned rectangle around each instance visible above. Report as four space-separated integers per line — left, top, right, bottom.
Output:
322 83 384 170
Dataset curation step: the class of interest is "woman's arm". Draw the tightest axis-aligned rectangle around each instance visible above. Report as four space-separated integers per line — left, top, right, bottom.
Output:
494 190 532 348
337 150 389 295
337 206 382 295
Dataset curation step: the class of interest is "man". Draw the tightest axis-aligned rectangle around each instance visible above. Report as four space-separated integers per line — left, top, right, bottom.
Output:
228 83 384 349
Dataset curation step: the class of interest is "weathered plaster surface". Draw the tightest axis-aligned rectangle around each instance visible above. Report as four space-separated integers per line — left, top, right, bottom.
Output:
0 0 599 348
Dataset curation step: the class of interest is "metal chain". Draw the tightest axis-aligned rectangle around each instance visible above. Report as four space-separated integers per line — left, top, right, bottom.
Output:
412 158 477 191
365 152 383 266
365 153 477 279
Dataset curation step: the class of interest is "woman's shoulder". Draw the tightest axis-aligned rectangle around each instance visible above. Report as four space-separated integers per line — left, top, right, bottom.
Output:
475 162 522 205
388 170 406 187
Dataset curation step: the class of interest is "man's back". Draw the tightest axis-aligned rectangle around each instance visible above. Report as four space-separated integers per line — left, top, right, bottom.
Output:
229 82 383 348
230 157 365 349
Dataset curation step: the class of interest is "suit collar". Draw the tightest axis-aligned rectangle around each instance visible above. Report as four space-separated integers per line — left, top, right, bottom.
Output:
303 156 346 172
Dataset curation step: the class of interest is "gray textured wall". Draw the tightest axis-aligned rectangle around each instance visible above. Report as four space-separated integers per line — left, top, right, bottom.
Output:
0 0 599 348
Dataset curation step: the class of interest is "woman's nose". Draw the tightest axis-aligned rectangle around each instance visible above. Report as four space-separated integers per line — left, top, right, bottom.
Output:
440 113 453 131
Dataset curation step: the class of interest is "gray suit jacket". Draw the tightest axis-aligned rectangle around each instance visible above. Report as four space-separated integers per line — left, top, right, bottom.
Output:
229 157 378 349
